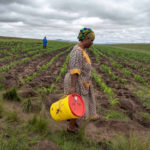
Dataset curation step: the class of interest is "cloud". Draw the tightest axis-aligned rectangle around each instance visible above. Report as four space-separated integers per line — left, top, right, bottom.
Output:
0 0 150 43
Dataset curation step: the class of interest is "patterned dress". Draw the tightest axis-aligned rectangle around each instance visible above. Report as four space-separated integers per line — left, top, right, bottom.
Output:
64 45 97 118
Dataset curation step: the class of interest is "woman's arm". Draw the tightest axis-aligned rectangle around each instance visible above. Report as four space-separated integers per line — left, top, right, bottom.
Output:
69 48 82 95
71 73 78 95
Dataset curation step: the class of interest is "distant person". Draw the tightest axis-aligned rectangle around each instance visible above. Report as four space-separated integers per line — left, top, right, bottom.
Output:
64 28 99 133
43 36 47 48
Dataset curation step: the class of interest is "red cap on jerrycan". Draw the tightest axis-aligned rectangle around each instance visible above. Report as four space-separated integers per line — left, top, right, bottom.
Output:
68 94 85 117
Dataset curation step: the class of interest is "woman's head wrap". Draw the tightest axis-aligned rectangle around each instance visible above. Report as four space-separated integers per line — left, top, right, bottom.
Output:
78 28 95 41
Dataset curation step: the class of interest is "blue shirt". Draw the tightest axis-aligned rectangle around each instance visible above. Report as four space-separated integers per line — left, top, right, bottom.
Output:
43 38 47 46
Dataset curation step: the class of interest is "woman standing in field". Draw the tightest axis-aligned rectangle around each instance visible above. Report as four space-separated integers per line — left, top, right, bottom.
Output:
64 28 99 133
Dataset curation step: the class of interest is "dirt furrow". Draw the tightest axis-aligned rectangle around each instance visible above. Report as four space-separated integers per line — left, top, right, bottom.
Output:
3 47 68 89
0 52 39 68
88 50 134 83
0 45 39 59
26 51 69 89
102 51 150 81
89 51 150 127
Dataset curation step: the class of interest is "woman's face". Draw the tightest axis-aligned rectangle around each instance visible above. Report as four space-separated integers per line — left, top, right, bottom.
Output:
83 38 93 48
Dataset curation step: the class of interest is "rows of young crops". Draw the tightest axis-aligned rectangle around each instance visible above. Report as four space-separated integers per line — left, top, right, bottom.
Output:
0 39 75 91
90 47 127 84
42 53 70 94
0 45 42 63
109 43 150 53
0 41 40 56
94 45 150 75
24 47 71 86
0 41 72 73
93 49 147 85
0 40 71 60
92 71 119 106
92 46 149 86
0 39 149 107
1 38 150 150
0 39 72 94
90 45 150 112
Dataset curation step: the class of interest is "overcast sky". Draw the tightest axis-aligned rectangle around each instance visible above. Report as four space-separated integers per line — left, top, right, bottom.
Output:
0 0 150 43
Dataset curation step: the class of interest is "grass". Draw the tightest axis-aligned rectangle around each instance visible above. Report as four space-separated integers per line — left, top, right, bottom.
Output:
50 129 100 150
21 57 31 63
97 132 150 150
0 73 4 90
3 88 22 101
22 98 32 113
1 121 150 150
140 112 150 122
98 138 113 150
0 122 99 150
109 44 150 54
27 115 49 134
111 134 150 150
43 83 56 93
5 111 19 123
0 126 41 150
105 110 128 121
131 84 150 109
0 130 30 150
134 74 147 86
0 103 3 118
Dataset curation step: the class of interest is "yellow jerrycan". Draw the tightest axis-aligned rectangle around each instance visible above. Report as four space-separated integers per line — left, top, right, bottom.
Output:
50 94 85 121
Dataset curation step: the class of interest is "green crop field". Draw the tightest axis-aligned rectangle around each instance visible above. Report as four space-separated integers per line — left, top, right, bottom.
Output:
0 37 150 150
106 43 150 54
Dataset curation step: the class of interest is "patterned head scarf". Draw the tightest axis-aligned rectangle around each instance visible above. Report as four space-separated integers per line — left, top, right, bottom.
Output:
78 28 95 41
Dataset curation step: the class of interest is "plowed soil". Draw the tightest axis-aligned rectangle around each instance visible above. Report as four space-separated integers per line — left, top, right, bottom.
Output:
0 43 150 141
3 47 68 88
89 50 150 128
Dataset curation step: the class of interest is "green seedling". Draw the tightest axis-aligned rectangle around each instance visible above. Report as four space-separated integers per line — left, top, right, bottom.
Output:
109 97 119 106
